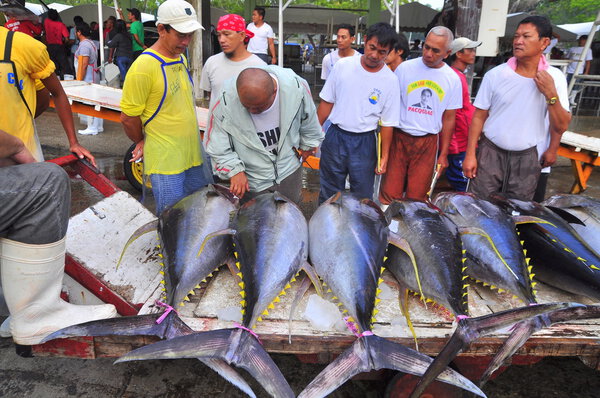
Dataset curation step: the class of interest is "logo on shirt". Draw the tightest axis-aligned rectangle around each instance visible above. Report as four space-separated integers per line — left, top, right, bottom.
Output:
368 88 381 105
258 127 281 155
407 80 445 101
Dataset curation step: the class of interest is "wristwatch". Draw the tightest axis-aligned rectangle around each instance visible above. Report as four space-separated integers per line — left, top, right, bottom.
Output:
546 96 558 105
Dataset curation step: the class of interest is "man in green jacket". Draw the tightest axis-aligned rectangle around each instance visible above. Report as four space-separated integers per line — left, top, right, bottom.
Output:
205 66 322 204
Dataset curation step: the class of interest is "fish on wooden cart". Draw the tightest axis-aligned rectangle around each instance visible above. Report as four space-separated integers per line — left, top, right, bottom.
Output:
543 194 600 251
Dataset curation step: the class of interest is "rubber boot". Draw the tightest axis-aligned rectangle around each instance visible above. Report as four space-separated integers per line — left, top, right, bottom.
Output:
0 237 117 345
94 115 104 133
78 116 102 135
0 317 10 338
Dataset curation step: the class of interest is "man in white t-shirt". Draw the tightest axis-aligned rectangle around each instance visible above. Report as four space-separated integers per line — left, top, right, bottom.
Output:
463 16 571 201
206 67 322 204
317 22 400 204
565 35 592 83
200 14 265 113
246 6 276 65
321 24 361 80
379 26 462 204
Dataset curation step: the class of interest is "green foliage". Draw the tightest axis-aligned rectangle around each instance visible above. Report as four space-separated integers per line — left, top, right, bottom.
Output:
536 0 598 24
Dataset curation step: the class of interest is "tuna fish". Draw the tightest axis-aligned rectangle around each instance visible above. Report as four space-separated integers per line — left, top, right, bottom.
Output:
298 193 486 398
380 200 577 398
114 192 314 398
490 195 600 300
543 194 600 251
433 192 536 304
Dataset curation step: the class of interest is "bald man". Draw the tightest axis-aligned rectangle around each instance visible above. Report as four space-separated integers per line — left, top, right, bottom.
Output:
205 66 323 203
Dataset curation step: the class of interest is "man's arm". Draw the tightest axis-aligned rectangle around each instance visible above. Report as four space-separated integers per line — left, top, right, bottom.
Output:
317 100 334 126
297 80 324 159
534 70 572 167
437 109 456 171
41 73 96 166
120 113 145 163
133 33 145 49
377 126 393 174
0 129 36 165
462 108 489 179
268 37 277 65
584 60 591 75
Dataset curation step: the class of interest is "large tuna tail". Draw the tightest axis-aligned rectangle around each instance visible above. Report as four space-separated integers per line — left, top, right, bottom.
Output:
115 327 294 398
40 311 193 342
409 302 581 398
479 304 600 386
298 334 485 398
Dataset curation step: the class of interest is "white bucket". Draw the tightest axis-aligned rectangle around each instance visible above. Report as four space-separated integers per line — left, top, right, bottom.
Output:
63 74 74 81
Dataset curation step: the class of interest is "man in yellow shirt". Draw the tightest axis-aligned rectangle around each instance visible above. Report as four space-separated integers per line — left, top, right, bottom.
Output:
0 25 95 165
120 0 210 214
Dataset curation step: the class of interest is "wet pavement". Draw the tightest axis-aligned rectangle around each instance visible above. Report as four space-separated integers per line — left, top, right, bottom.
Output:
1 110 600 397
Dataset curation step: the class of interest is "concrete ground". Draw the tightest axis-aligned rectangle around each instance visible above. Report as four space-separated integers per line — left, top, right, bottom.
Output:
1 110 600 397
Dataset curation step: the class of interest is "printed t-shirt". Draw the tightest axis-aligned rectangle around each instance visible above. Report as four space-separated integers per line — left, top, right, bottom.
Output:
120 49 202 175
395 58 462 136
0 27 54 161
246 22 274 54
448 66 475 154
319 55 400 133
5 19 42 37
250 76 281 155
320 49 361 80
130 20 144 52
474 63 569 152
44 19 68 45
566 46 592 74
199 52 266 111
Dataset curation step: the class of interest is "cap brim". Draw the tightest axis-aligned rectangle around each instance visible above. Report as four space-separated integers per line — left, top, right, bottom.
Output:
167 19 204 33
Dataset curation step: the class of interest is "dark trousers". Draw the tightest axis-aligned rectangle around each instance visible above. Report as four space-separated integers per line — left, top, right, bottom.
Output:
0 163 70 244
319 124 376 204
468 135 541 201
242 166 303 205
47 44 72 79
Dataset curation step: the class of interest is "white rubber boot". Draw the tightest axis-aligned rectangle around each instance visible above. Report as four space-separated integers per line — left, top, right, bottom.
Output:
0 238 117 345
94 116 104 133
78 116 100 135
0 317 10 338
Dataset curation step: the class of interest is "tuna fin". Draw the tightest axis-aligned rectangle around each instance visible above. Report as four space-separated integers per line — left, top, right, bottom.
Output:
409 302 581 398
196 228 236 258
200 358 257 398
388 232 426 303
512 215 555 228
325 191 343 205
399 287 419 351
41 311 193 343
117 219 159 269
298 334 485 398
546 206 586 226
115 328 295 398
300 261 324 297
479 304 600 386
225 254 242 283
289 272 313 344
272 191 290 203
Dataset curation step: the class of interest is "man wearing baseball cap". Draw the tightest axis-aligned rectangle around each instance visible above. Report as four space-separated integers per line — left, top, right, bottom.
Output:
445 37 481 191
120 0 211 215
200 14 265 113
118 7 145 59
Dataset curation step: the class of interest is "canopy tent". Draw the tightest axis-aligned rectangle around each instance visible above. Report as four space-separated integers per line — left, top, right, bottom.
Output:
558 21 600 38
263 3 361 35
379 2 438 32
24 2 155 23
506 12 577 42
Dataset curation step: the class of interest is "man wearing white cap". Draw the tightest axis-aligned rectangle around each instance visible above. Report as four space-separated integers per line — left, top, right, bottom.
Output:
120 0 211 215
445 37 481 191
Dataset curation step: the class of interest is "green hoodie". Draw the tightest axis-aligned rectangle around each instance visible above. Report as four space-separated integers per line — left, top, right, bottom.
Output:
205 65 323 192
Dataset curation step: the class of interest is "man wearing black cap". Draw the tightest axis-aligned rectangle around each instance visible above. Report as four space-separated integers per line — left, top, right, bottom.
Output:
119 7 145 59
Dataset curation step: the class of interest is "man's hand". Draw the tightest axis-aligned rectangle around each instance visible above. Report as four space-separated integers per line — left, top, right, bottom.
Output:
129 140 144 163
376 154 388 175
462 153 478 179
230 172 249 198
534 70 557 101
299 147 317 162
436 154 449 173
70 143 97 167
540 148 558 168
271 57 277 65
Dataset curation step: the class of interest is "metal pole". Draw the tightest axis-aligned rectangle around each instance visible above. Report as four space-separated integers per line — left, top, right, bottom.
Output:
98 0 105 83
395 0 399 33
278 0 293 67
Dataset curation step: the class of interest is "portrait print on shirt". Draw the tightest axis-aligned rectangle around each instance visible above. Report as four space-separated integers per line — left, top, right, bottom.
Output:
407 82 442 116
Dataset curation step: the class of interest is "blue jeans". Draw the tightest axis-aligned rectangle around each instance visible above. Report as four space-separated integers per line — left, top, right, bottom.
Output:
115 56 132 84
446 152 468 192
318 124 376 204
149 165 213 215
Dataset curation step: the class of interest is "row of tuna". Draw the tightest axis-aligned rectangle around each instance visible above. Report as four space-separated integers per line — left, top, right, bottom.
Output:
42 185 600 397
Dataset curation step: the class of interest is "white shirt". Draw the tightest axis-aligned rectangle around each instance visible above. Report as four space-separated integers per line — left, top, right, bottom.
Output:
199 52 266 111
566 46 592 74
395 58 462 136
246 22 274 55
250 76 280 155
474 63 569 152
320 56 400 132
320 49 361 80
